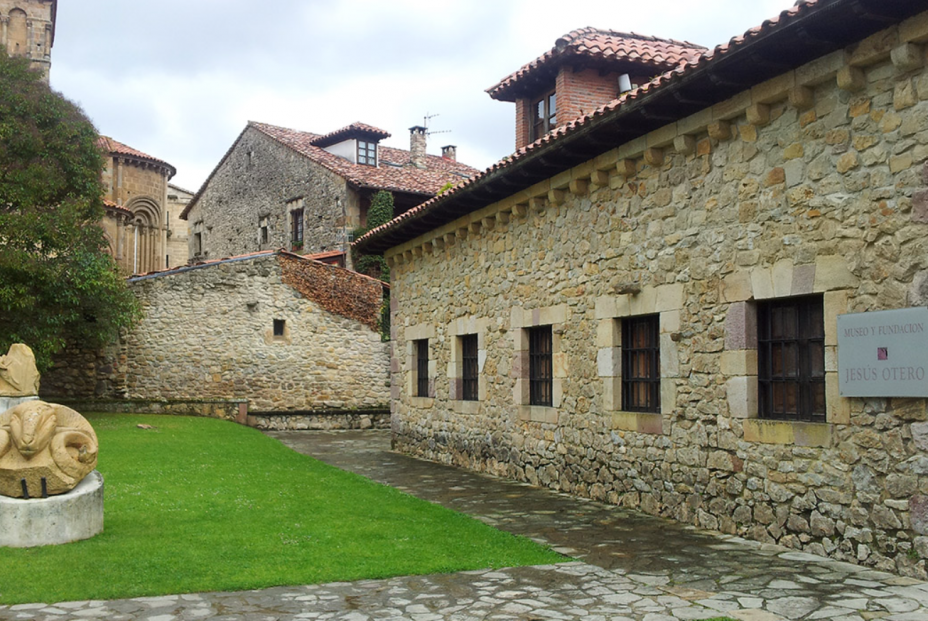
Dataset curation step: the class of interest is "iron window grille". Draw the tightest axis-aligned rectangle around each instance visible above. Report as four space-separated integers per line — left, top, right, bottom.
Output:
529 326 553 407
622 315 661 413
416 339 429 398
758 295 826 422
461 334 478 401
358 140 377 166
291 209 304 246
531 90 557 142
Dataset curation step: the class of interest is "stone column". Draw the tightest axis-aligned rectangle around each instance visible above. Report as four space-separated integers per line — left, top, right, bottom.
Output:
1 18 8 48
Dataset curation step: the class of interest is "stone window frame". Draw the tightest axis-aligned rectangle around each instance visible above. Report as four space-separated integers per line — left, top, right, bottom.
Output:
264 317 291 345
447 316 489 414
405 323 436 407
511 304 568 424
721 256 854 448
286 198 305 249
596 284 683 435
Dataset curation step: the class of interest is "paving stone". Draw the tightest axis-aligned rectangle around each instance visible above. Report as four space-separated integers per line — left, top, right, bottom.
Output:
4 430 928 621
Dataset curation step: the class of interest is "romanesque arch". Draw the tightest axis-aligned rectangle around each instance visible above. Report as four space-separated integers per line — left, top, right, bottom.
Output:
127 197 163 274
6 8 27 55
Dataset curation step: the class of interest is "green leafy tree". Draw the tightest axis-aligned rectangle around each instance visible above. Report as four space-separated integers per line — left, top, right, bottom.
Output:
351 191 394 340
0 51 140 371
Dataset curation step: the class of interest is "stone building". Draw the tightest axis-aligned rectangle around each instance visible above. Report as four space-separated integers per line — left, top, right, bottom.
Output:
355 0 928 577
42 250 390 425
0 0 55 81
165 184 193 269
98 136 178 275
181 121 477 266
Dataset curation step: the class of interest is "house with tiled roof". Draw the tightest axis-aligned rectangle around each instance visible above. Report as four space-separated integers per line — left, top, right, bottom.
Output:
97 136 183 275
487 27 707 151
180 120 477 265
355 0 928 576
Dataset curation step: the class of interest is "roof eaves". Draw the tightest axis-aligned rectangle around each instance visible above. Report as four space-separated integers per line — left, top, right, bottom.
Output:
358 0 925 254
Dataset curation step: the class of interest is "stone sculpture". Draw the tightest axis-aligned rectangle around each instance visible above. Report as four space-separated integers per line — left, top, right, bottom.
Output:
0 401 98 498
0 344 40 397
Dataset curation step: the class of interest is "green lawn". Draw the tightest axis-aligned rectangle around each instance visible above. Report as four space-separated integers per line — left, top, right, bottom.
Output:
0 414 562 604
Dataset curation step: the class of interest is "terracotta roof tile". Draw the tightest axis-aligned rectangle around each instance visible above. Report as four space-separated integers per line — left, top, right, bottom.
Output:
488 28 707 101
250 121 477 196
357 0 900 253
310 122 391 148
102 198 132 216
97 136 177 179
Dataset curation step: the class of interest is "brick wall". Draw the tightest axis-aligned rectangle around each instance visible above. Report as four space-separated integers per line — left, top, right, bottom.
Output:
555 67 620 127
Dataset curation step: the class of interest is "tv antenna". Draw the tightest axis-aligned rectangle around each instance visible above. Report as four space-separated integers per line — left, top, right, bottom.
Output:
423 113 451 137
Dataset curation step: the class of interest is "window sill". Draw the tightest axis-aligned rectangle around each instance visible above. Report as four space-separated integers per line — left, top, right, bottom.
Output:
611 411 664 435
518 405 558 424
452 400 481 415
408 397 434 409
742 419 832 447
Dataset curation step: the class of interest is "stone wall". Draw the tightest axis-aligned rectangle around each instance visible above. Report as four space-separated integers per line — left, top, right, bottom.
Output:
385 20 928 579
247 408 390 431
185 127 360 262
43 253 390 414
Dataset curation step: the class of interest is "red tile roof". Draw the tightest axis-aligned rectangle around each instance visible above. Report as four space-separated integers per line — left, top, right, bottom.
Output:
97 136 177 179
311 122 391 148
488 28 707 101
181 121 479 220
102 198 132 217
357 0 920 254
251 122 477 195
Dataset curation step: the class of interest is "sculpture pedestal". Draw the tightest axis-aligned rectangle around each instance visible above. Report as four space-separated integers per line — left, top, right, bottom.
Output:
0 471 104 548
0 394 37 414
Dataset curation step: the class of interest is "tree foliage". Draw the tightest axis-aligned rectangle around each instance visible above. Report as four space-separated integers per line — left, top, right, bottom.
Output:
0 51 140 371
351 191 394 341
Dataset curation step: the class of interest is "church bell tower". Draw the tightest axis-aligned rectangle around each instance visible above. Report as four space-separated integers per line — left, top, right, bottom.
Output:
0 0 56 82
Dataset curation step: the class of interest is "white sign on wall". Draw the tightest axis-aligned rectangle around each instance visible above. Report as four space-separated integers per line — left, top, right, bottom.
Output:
838 307 928 398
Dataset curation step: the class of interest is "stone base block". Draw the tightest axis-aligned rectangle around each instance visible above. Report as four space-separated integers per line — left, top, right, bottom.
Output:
0 395 38 414
0 470 104 548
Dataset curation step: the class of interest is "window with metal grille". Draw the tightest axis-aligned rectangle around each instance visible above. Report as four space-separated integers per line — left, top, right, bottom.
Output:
531 90 557 142
622 315 660 413
529 326 553 407
358 140 377 166
416 339 429 398
461 334 478 401
758 295 825 422
290 209 304 246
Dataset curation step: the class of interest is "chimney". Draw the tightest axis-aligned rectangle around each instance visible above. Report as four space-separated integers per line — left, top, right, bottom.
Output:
441 145 457 161
409 126 427 169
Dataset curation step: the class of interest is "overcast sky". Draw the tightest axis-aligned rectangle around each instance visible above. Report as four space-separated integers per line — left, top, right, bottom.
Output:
51 0 794 192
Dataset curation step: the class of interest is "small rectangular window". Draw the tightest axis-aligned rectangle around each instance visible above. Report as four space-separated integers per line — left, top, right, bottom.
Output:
357 140 377 166
416 339 429 397
529 326 553 407
273 319 285 337
194 232 202 255
530 89 557 142
461 334 478 401
758 295 825 422
291 209 304 246
622 315 661 413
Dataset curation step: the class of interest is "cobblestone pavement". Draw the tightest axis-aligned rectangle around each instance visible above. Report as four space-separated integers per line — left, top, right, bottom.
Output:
3 430 927 621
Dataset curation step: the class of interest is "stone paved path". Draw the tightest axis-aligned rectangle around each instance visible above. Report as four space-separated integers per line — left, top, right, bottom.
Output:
3 429 927 621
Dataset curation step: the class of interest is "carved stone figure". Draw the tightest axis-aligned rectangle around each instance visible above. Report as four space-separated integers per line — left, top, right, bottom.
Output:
0 344 40 397
0 401 98 498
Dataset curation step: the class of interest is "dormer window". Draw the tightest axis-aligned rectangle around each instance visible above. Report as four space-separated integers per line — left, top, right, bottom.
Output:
531 90 557 142
358 140 377 166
